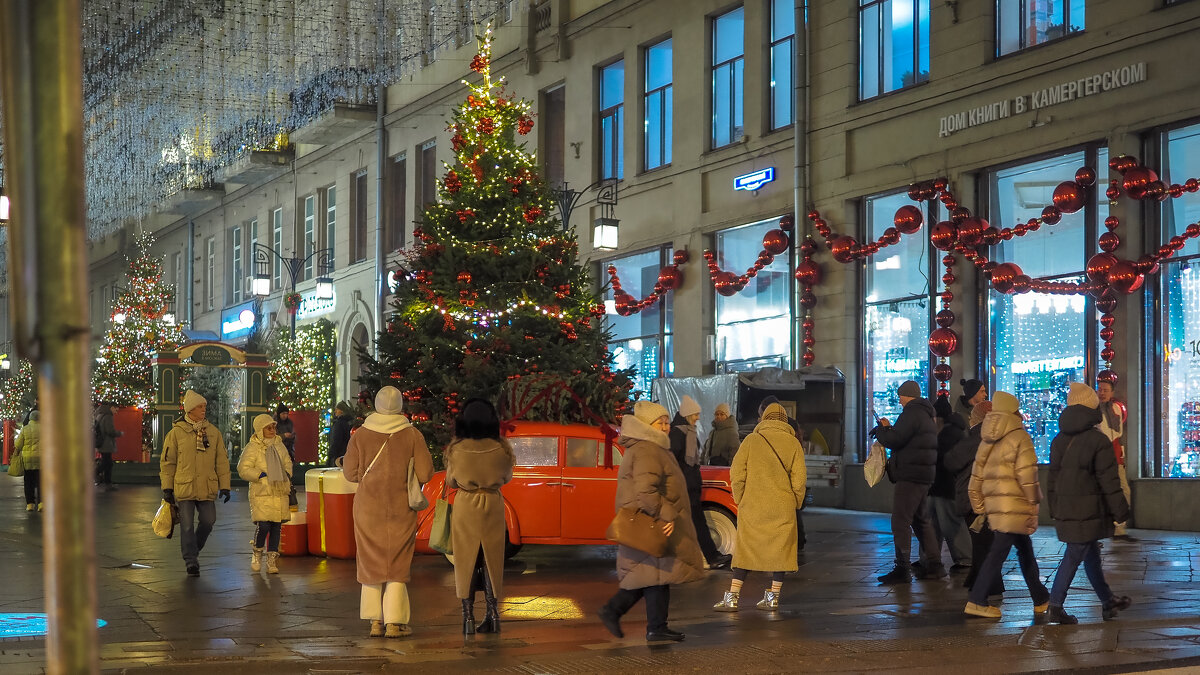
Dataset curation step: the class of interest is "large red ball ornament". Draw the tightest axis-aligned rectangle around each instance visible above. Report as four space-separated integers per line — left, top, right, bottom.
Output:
931 221 958 250
1169 184 1185 199
1101 347 1117 363
1104 216 1120 231
714 271 740 296
1011 274 1032 294
1099 326 1115 342
907 184 924 201
936 308 956 328
1100 313 1116 328
928 328 960 358
802 349 816 366
1086 252 1119 282
794 260 823 285
657 265 683 290
950 207 971 224
941 290 954 303
830 236 859 263
1122 166 1158 193
1109 155 1138 174
982 226 1001 247
800 290 818 308
762 229 790 255
800 238 818 256
894 205 924 234
1052 181 1086 214
1187 223 1200 238
881 227 902 246
802 316 814 330
673 249 690 265
1098 231 1121 253
802 335 816 347
1186 178 1200 193
779 214 795 232
942 271 956 285
957 217 987 246
1106 261 1143 294
1097 369 1118 385
1096 291 1119 315
1105 182 1121 201
933 363 953 382
1041 205 1063 225
1144 180 1168 201
990 262 1023 293
1075 167 1097 187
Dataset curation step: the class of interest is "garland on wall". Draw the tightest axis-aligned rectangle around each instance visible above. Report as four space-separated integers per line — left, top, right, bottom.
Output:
605 249 689 317
703 216 795 296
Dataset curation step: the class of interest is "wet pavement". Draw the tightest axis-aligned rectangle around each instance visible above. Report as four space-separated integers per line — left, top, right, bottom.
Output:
3 479 1200 674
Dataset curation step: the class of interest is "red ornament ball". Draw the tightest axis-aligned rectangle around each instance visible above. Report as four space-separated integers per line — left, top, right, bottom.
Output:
1106 182 1122 201
1052 181 1086 214
800 290 818 308
1041 205 1063 225
1096 291 1119 314
762 229 790 256
802 349 815 367
794 260 823 286
990 262 1023 294
1109 155 1139 174
881 227 902 246
936 308 956 328
1086 252 1119 282
1101 347 1117 363
1106 261 1143 294
893 205 924 235
456 271 472 285
950 207 971 225
1011 274 1032 294
830 236 859 264
1099 326 1115 342
1104 215 1120 231
779 214 796 232
928 328 959 358
800 238 818 256
1075 166 1097 187
657 265 683 291
933 363 953 382
714 271 740 296
1098 231 1121 253
673 249 690 265
1097 369 1119 385
1122 165 1158 193
957 217 987 246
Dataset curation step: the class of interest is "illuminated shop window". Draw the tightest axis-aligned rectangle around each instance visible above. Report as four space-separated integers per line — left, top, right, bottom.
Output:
604 246 674 398
714 217 791 372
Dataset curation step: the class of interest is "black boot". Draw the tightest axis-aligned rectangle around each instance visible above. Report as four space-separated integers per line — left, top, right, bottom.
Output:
476 566 500 633
461 597 476 635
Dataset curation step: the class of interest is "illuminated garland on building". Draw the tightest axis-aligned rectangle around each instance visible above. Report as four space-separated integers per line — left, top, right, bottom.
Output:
268 319 336 462
703 215 794 296
606 249 688 316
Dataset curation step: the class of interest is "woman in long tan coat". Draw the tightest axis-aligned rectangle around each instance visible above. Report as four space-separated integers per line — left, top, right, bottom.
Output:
342 386 434 639
445 398 514 635
597 401 705 643
713 402 807 612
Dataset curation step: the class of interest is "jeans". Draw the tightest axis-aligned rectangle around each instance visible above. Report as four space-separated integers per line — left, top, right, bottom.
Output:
97 453 114 485
177 500 217 566
604 584 670 632
1049 540 1113 607
254 521 282 552
968 531 1048 606
963 515 1004 596
929 496 972 565
891 481 939 567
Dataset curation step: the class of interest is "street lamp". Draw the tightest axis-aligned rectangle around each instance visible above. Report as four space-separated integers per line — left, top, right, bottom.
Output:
0 188 9 223
550 179 620 250
251 243 334 338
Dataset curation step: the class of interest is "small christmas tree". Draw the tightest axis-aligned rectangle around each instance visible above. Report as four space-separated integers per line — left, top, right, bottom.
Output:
359 28 633 452
0 360 36 422
93 232 185 408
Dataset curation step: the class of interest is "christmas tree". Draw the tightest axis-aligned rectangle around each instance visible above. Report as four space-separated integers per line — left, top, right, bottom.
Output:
93 232 185 408
0 360 36 422
358 28 633 452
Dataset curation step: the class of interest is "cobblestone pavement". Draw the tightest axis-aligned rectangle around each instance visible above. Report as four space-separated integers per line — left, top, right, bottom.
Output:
3 480 1200 674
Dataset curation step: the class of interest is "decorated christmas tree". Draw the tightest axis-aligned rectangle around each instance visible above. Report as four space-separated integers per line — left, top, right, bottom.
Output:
0 360 36 422
358 28 633 451
93 232 185 408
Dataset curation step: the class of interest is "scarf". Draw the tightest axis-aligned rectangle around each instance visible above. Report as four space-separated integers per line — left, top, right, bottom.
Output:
263 436 288 483
362 412 413 435
1102 401 1121 435
677 422 699 466
188 417 209 453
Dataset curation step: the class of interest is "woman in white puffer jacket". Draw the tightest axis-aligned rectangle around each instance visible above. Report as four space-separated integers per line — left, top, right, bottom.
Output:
237 413 293 574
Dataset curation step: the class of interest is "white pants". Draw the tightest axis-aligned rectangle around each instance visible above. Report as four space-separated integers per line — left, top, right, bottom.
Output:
360 582 410 624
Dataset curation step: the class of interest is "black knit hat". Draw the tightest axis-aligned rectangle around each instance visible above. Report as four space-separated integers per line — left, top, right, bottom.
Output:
276 403 289 414
933 395 954 420
959 379 984 407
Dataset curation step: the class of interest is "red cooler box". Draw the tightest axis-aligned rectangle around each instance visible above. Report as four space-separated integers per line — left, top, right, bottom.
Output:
280 511 308 556
306 468 357 558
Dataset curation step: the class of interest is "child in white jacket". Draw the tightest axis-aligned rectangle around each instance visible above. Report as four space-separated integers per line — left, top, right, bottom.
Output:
237 413 293 573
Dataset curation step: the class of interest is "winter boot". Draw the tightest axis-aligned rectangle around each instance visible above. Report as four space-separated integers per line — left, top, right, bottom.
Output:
266 552 280 574
1103 595 1132 620
756 590 780 611
476 567 500 633
250 544 264 573
1047 605 1078 624
877 564 912 584
461 598 477 635
713 591 740 612
369 620 384 638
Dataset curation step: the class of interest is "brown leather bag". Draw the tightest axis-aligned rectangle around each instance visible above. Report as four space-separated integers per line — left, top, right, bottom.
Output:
606 507 669 557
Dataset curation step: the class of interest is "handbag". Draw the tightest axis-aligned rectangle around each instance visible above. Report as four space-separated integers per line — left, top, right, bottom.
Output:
605 507 669 557
407 456 429 511
429 482 453 555
152 499 179 539
864 441 886 487
7 452 24 477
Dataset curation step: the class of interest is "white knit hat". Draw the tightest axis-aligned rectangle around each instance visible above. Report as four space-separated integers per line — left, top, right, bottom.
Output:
678 395 701 418
714 403 731 417
182 390 206 412
632 400 670 425
374 386 404 415
253 413 276 436
1067 382 1100 409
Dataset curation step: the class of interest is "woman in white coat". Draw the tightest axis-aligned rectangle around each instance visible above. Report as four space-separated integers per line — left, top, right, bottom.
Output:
237 413 293 574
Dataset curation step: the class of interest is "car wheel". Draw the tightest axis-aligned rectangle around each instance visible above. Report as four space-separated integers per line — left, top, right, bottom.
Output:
704 505 737 555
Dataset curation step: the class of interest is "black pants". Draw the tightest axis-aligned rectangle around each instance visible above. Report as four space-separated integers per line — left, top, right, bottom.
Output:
604 584 669 632
733 568 786 582
963 515 1004 595
688 487 720 562
796 509 807 550
23 468 41 505
254 521 283 552
97 453 114 485
968 531 1048 606
891 481 939 567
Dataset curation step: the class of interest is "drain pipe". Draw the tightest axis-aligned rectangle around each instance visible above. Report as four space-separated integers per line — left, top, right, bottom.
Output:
793 1 811 367
373 84 387 358
187 219 195 330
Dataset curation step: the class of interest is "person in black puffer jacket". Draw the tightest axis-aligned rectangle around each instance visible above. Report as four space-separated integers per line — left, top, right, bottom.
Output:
929 395 971 572
1045 383 1132 625
871 380 942 583
944 400 1002 595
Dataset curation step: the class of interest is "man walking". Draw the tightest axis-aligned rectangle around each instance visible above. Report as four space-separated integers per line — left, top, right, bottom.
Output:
871 380 943 583
1097 380 1132 540
161 390 231 576
94 401 123 491
670 395 732 569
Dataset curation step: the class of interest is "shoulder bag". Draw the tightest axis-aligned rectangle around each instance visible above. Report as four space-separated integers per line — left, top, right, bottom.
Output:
407 457 429 511
429 480 453 555
7 451 24 477
606 507 669 558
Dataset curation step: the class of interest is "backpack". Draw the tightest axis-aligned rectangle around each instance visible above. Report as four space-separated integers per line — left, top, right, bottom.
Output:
93 418 104 450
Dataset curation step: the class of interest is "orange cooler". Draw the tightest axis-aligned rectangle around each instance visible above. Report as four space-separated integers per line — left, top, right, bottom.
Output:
280 510 308 557
305 468 358 558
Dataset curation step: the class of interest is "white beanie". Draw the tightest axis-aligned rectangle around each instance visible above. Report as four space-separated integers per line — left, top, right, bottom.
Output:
714 403 731 417
183 390 206 412
253 413 276 436
678 395 701 419
374 386 404 415
1067 382 1100 409
632 400 670 425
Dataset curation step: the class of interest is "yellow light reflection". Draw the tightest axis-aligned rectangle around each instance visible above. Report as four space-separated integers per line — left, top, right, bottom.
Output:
498 596 584 620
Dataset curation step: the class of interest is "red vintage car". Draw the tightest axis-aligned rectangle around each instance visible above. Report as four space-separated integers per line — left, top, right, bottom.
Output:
414 421 739 559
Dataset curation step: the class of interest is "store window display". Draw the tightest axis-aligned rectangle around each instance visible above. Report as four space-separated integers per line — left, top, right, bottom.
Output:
604 247 674 398
714 217 792 372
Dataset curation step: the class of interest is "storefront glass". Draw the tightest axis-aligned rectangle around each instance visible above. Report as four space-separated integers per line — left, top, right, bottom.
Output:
1157 122 1200 477
604 247 674 398
864 192 932 429
714 216 791 371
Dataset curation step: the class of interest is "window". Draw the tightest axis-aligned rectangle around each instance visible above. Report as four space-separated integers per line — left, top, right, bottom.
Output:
599 60 624 180
644 39 673 171
712 7 745 148
997 0 1085 56
302 194 316 280
351 169 368 264
859 0 930 100
987 149 1106 462
770 0 795 130
566 438 600 468
714 216 791 371
419 141 437 216
1155 122 1200 477
864 192 934 433
509 436 558 467
604 247 674 398
272 207 283 288
324 187 336 271
231 224 243 304
542 86 566 187
205 237 215 312
388 154 407 252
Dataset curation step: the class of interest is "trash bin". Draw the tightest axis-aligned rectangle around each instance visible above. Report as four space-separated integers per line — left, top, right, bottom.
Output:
305 467 357 558
280 510 308 557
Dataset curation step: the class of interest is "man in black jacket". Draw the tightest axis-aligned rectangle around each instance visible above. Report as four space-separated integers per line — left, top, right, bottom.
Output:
871 380 943 583
328 401 353 467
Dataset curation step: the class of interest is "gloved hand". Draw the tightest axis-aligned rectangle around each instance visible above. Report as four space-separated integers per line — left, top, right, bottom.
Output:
219 489 231 503
162 489 175 504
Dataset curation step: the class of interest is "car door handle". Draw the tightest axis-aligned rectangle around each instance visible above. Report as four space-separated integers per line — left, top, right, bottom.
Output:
545 482 575 487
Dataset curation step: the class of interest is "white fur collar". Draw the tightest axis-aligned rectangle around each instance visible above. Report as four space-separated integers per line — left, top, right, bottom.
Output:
619 414 670 449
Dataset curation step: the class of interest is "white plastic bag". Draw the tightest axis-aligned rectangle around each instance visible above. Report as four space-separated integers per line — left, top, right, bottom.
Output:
864 442 887 487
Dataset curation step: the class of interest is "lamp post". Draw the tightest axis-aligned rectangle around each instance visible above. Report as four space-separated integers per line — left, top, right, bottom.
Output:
551 179 620 250
251 243 334 338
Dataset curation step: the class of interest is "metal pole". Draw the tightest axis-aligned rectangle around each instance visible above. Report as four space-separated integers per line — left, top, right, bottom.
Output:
374 84 387 357
0 2 98 673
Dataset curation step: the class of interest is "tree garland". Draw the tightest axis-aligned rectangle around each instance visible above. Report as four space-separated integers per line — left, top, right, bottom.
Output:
605 249 688 316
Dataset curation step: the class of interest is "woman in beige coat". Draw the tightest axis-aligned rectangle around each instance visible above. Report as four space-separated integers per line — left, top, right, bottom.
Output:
445 398 514 635
714 403 807 612
597 401 705 643
964 391 1049 619
236 414 293 574
342 387 435 639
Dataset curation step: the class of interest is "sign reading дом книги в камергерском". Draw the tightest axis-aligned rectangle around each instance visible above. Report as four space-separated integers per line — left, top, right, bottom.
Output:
938 62 1146 138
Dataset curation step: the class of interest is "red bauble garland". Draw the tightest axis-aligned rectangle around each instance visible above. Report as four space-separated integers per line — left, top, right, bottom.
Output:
793 237 821 367
607 249 689 316
703 218 793 296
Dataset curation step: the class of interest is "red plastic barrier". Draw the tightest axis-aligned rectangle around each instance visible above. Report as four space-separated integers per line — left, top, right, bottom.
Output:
2 420 13 465
112 407 145 462
280 511 309 557
305 468 357 558
290 409 319 463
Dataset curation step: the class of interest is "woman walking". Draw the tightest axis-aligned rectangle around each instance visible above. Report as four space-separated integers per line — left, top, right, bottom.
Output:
713 402 806 612
964 391 1050 619
237 414 293 574
342 386 434 638
445 399 514 634
598 401 705 642
15 411 41 512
